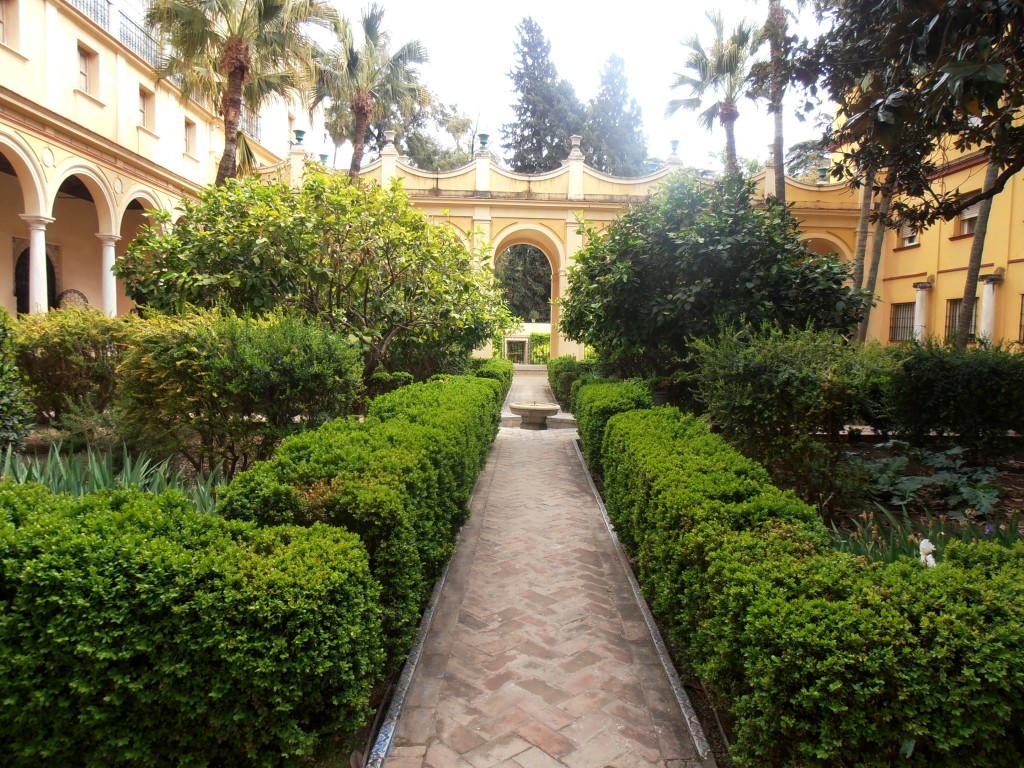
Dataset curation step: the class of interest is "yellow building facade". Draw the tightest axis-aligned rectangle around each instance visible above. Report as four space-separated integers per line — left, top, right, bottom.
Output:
0 0 298 316
3 0 1018 353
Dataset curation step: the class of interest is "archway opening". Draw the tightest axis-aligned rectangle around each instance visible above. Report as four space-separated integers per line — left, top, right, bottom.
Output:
494 244 554 364
15 248 56 314
494 244 552 323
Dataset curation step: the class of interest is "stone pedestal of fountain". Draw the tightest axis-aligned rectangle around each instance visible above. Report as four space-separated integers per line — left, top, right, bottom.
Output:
508 402 560 430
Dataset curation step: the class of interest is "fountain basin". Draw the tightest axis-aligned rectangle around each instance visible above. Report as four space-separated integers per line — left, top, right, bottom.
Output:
508 401 560 430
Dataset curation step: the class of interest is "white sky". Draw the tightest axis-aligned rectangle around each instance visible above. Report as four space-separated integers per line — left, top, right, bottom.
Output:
322 0 832 171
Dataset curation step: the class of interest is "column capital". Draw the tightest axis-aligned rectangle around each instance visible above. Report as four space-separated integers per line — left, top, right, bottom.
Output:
96 232 122 245
20 214 55 229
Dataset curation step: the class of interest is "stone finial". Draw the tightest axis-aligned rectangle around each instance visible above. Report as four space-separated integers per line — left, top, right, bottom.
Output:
384 130 396 147
568 134 584 160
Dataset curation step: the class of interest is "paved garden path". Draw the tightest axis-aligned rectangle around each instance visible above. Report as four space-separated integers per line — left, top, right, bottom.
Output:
377 369 714 768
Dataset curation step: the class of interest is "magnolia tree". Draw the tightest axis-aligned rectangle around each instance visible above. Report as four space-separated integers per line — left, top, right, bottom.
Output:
117 169 510 379
559 171 867 376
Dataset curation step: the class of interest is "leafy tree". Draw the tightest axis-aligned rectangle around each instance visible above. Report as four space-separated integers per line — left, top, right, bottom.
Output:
803 0 1024 347
666 12 760 176
385 98 473 172
313 3 427 177
115 169 510 380
146 0 339 186
583 55 648 177
559 172 866 376
502 18 586 173
784 138 831 181
495 245 551 322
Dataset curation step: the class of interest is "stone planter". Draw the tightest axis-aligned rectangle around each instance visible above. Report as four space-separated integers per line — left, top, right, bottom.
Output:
509 402 560 430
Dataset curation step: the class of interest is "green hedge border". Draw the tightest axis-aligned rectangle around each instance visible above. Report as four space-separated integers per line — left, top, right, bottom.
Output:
603 407 1024 767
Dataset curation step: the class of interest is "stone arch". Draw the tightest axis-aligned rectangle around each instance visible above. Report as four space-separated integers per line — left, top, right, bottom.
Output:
800 232 852 261
116 186 167 230
491 224 565 334
48 162 117 235
436 219 471 249
0 130 47 217
490 223 565 275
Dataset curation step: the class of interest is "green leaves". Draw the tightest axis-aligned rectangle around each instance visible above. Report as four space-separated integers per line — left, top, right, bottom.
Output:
559 173 864 377
117 170 510 381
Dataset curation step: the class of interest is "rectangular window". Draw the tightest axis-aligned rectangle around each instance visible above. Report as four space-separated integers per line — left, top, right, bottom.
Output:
0 1 7 45
889 302 915 343
899 222 918 248
184 118 196 156
138 87 154 129
945 298 977 343
958 200 980 237
77 44 97 94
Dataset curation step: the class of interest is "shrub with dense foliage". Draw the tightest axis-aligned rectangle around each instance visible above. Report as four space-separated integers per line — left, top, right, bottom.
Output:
879 340 1024 460
13 307 122 426
559 172 866 376
474 357 514 394
546 355 594 410
0 310 32 453
691 325 869 503
116 310 363 478
602 407 1024 767
116 170 511 379
0 483 385 767
219 374 503 665
573 380 651 476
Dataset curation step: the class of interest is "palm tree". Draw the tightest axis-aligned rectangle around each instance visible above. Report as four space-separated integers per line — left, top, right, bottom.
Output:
312 3 427 178
146 0 340 186
666 12 759 176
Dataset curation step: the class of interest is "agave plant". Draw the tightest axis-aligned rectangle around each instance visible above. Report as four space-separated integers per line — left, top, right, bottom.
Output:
1 444 220 514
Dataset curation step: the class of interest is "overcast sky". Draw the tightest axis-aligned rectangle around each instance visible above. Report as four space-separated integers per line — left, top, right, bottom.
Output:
321 0 832 171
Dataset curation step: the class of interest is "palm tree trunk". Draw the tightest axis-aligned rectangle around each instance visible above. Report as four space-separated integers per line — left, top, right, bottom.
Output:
857 187 893 342
348 98 371 178
216 68 246 185
216 38 250 186
721 103 739 176
851 170 875 290
956 160 1000 348
767 0 787 202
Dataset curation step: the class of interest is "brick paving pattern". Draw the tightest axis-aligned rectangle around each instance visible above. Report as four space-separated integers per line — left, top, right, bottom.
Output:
382 371 712 768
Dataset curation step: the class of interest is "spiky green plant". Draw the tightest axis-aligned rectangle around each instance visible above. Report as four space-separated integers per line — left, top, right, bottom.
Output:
1 444 219 514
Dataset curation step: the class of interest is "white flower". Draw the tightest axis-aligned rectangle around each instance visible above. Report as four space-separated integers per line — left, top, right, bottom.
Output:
919 539 937 567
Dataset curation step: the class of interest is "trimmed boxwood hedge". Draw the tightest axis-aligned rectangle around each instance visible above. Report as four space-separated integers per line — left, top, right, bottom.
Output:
546 355 592 410
474 357 514 397
602 407 1024 767
0 483 384 767
219 374 503 666
573 380 652 476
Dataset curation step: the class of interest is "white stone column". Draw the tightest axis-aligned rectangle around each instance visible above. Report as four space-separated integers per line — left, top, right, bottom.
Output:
380 130 399 184
980 275 1004 342
567 135 584 201
97 233 121 316
912 281 931 341
20 215 55 314
474 138 491 196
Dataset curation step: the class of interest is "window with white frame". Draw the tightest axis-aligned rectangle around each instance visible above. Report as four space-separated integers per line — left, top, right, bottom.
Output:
0 0 8 45
899 222 918 248
958 199 980 237
184 118 196 156
138 86 154 129
78 44 97 94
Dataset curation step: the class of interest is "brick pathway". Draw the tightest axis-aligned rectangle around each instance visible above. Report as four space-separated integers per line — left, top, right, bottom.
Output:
379 371 713 768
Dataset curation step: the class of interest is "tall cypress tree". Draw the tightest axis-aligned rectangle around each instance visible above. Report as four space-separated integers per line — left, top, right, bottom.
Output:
583 55 648 176
502 18 585 173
